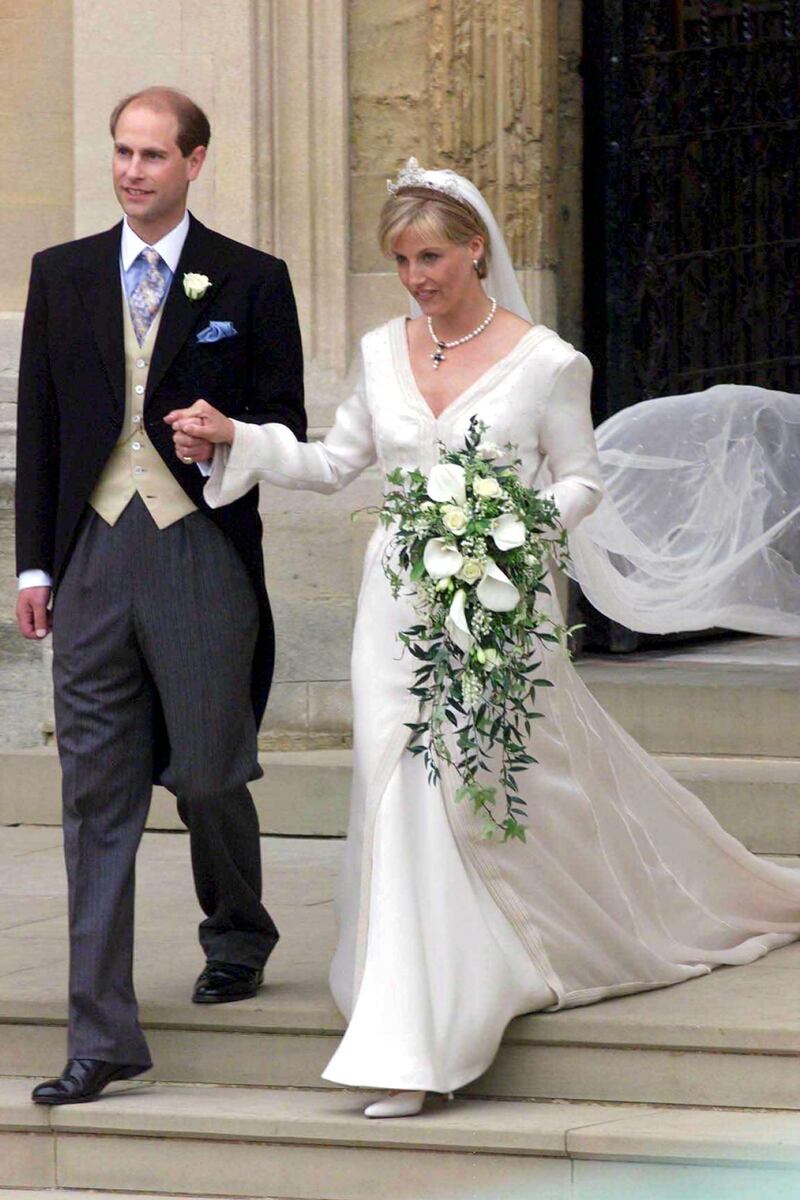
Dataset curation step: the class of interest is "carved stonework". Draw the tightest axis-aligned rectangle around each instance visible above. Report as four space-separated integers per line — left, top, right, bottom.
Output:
428 1 499 211
427 0 558 275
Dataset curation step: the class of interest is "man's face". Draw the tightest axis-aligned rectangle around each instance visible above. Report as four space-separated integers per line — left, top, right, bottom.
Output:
112 104 205 240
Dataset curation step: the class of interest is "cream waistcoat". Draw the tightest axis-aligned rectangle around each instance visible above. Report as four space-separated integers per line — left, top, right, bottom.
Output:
89 292 197 528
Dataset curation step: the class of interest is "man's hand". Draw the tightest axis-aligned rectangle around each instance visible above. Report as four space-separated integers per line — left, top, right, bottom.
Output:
164 399 235 463
17 587 52 640
171 430 214 464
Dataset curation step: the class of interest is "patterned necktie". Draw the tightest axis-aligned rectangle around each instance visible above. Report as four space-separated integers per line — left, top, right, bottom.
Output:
128 246 168 347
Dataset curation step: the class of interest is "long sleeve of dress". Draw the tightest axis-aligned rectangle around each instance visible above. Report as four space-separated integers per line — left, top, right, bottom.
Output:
204 372 377 509
538 351 604 532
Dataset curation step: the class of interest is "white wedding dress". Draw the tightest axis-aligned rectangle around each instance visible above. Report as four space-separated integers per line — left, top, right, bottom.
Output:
205 315 800 1094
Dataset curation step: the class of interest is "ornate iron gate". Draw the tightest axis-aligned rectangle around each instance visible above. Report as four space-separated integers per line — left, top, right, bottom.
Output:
583 1 800 422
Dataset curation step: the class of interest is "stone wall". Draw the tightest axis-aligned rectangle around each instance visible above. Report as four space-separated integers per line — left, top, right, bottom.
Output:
349 0 430 343
0 1 74 312
71 0 259 244
0 0 584 750
349 0 570 341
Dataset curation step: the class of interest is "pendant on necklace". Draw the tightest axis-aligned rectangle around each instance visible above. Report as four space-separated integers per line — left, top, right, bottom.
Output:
431 343 446 370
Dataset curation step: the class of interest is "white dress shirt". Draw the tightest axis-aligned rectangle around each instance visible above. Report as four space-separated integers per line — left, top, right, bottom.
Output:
120 209 189 283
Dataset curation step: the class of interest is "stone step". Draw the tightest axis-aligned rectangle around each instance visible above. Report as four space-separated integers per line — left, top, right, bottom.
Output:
0 748 351 838
2 826 798 1113
658 754 800 854
3 744 798 854
576 636 800 758
2 1077 799 1200
0 1194 247 1200
4 940 799 1111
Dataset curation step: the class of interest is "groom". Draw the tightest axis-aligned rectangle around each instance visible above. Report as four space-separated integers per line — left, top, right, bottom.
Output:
15 87 306 1104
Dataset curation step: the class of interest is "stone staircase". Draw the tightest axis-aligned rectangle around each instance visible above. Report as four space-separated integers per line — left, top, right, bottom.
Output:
1 637 799 1197
4 635 799 852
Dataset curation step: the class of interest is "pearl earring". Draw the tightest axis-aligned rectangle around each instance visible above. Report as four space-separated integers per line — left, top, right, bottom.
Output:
473 259 480 272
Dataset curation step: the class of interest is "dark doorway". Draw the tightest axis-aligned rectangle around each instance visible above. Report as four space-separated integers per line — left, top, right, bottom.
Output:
577 1 799 651
583 0 800 425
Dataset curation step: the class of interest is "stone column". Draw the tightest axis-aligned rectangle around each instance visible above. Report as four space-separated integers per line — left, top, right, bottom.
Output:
261 1 350 381
252 1 373 748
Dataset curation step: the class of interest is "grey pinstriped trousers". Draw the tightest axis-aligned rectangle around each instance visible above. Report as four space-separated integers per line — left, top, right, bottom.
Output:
52 495 278 1066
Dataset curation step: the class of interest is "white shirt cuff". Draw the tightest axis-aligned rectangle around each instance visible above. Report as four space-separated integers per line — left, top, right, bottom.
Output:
18 569 53 591
196 459 212 477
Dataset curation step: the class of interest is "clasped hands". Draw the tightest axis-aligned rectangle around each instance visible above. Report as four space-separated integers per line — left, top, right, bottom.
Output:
164 399 236 464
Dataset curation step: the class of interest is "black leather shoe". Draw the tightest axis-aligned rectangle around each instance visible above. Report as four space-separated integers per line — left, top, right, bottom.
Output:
31 1058 149 1106
192 961 264 1004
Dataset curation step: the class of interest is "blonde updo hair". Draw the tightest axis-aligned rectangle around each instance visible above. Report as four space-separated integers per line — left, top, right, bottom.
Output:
378 187 491 279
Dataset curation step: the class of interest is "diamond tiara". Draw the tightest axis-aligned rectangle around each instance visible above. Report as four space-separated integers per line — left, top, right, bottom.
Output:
386 157 466 205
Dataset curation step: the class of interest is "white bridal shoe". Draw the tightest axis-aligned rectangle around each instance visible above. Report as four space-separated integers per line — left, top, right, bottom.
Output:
363 1089 453 1119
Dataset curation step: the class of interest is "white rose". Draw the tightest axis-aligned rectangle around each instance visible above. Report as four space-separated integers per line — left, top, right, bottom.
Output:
183 272 212 300
491 512 526 551
457 557 483 585
476 441 501 461
445 588 474 653
476 560 521 612
483 647 503 668
473 475 502 500
442 505 468 536
423 537 464 579
427 463 467 506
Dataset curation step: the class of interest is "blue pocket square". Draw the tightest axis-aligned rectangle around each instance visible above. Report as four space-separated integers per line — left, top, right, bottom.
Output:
196 321 238 343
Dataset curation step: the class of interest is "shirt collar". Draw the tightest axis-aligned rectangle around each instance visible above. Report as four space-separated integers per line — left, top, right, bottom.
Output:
120 211 191 273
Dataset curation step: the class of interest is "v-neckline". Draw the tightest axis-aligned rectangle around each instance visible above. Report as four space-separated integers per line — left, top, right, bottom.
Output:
392 316 554 423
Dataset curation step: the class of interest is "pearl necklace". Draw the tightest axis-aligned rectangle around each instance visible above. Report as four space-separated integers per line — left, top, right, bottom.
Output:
427 297 498 369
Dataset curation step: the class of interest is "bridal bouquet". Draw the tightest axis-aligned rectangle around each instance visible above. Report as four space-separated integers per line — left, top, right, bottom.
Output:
379 417 574 843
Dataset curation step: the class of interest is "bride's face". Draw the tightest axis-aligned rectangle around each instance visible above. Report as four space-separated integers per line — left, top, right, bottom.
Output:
391 226 484 318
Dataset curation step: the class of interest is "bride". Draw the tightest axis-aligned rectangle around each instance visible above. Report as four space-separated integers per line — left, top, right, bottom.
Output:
166 160 800 1120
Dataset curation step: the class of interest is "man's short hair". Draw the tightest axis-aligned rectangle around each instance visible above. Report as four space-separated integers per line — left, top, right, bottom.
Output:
109 87 211 156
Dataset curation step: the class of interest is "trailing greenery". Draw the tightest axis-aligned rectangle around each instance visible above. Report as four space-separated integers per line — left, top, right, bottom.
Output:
378 417 577 843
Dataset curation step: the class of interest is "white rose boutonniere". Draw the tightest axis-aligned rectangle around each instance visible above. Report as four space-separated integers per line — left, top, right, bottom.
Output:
183 272 212 301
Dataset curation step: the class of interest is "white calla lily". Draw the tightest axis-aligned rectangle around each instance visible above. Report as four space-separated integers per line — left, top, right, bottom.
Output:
491 512 527 551
423 537 464 579
427 462 467 506
445 588 474 653
476 560 521 612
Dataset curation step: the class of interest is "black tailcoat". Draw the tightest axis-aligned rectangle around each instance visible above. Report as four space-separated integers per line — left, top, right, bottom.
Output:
15 214 307 763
